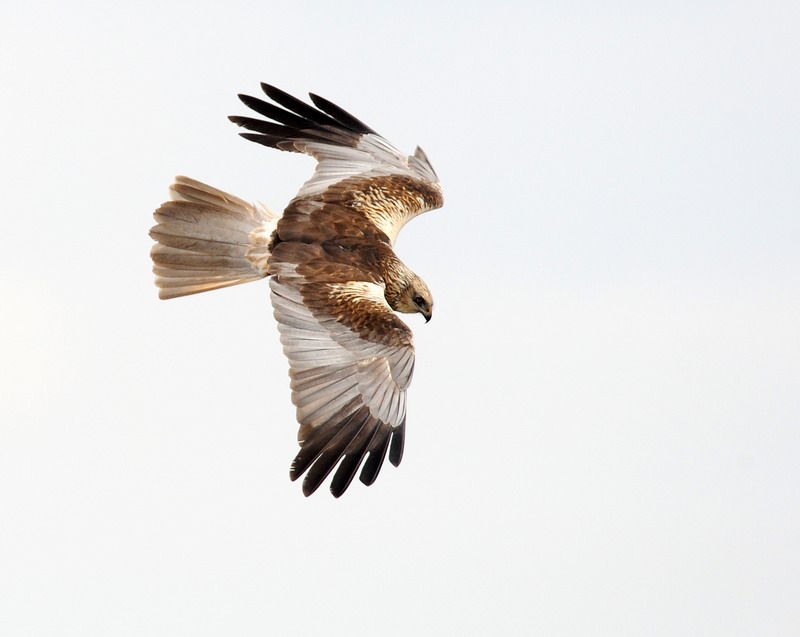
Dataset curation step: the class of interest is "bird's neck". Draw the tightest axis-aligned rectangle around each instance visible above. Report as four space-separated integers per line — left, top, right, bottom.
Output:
382 258 414 311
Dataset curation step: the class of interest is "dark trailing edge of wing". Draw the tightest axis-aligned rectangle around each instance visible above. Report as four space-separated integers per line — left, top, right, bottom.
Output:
289 404 402 497
229 83 377 151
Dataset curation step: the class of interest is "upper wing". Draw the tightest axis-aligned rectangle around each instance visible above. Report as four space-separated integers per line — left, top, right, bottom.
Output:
229 83 444 245
269 241 415 497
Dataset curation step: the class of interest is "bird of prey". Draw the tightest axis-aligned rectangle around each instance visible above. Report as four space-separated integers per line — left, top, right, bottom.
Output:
149 83 444 497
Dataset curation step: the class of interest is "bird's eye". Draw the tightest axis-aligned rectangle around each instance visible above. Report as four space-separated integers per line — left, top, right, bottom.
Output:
413 295 425 306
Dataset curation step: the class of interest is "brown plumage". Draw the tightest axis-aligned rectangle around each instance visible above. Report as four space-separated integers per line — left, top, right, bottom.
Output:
149 82 444 496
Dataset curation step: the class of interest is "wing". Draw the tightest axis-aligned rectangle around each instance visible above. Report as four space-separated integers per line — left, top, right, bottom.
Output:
229 83 444 245
269 241 415 497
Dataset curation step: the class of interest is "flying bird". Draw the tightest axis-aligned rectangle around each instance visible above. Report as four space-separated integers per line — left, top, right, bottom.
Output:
149 83 444 497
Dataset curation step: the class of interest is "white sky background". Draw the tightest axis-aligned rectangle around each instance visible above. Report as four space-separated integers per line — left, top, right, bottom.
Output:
1 1 798 634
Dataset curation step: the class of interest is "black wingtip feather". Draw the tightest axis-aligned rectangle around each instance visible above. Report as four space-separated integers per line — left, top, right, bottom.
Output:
236 94 312 130
290 399 362 481
290 424 341 482
230 82 378 153
238 132 282 149
300 407 371 497
329 419 381 497
259 83 340 128
229 116 318 143
308 93 376 134
388 421 405 467
359 427 391 486
291 405 403 497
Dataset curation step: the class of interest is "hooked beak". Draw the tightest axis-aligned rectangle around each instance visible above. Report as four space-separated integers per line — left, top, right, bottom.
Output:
423 309 432 323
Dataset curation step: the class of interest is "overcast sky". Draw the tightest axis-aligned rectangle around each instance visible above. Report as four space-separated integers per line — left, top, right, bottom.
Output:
1 1 799 635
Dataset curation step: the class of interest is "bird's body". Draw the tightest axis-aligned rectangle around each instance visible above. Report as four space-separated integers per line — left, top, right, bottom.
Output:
150 83 443 496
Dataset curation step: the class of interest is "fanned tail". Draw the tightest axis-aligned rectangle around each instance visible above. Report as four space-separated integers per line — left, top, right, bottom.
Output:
149 176 280 299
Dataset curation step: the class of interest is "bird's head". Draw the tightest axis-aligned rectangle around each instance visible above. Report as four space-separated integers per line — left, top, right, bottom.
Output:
395 275 434 322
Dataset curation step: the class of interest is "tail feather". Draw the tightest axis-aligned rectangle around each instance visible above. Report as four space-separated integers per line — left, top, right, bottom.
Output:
169 175 255 213
150 176 279 300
